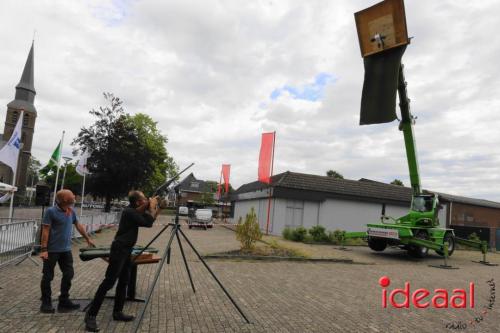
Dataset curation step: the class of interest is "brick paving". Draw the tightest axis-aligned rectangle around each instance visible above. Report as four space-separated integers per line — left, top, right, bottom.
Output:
0 215 499 332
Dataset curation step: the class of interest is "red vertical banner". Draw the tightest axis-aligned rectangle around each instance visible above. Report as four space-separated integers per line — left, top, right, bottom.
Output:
258 132 275 183
222 164 231 193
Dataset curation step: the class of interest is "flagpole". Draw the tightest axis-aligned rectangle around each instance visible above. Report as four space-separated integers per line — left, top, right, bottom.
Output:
80 171 86 218
8 111 24 221
52 130 65 206
265 131 276 235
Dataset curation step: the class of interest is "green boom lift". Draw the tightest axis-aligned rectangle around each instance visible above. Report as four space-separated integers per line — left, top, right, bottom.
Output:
345 0 489 259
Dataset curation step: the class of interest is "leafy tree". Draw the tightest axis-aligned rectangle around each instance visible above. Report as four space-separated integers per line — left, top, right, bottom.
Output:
200 192 215 206
390 179 404 186
39 162 83 195
326 170 344 179
125 113 178 195
27 156 42 186
72 93 176 211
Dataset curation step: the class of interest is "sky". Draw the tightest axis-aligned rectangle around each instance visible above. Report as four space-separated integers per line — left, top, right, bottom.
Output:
0 0 499 201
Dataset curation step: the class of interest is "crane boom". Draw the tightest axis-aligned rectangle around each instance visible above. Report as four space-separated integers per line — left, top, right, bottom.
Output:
397 64 421 195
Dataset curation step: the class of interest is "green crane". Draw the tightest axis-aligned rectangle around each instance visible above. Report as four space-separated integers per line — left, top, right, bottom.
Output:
346 0 490 260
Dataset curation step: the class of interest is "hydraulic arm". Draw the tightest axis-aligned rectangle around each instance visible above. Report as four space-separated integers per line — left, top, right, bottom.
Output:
397 65 421 196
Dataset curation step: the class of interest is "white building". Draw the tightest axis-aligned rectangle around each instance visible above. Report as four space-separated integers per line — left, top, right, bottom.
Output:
231 171 447 236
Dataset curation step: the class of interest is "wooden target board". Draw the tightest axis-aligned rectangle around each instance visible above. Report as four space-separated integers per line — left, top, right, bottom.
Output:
354 0 410 57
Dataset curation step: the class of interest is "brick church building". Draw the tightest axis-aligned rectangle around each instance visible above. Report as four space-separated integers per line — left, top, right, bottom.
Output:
0 42 37 195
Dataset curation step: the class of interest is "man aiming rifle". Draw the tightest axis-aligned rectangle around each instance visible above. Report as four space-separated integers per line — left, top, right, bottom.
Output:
84 190 160 332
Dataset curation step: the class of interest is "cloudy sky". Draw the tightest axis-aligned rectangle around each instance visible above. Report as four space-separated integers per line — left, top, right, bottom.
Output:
1 0 499 201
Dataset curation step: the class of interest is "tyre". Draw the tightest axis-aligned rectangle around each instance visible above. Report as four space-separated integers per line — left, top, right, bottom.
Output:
436 232 455 257
408 230 429 258
368 237 387 251
188 225 192 229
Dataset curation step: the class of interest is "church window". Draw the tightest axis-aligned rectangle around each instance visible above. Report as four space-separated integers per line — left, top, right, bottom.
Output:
12 111 19 123
23 114 29 126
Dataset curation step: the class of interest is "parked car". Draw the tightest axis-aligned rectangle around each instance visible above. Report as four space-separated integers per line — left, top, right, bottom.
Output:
188 208 213 229
178 206 189 216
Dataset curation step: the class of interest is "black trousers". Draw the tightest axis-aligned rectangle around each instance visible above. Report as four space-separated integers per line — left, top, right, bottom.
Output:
40 251 74 303
88 241 132 315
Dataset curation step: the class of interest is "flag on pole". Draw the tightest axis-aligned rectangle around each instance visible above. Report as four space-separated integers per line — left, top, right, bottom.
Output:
45 141 62 169
222 164 230 193
76 151 91 176
258 132 275 183
216 164 231 199
0 113 24 172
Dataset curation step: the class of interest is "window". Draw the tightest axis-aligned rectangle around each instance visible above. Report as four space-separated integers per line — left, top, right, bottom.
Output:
190 182 199 189
12 111 19 123
23 114 29 126
285 200 304 227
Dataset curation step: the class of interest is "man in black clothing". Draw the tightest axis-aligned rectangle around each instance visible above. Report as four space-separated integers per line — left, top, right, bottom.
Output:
85 190 159 332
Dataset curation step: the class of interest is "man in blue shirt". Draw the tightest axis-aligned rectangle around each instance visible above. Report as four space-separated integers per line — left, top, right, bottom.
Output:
39 189 95 313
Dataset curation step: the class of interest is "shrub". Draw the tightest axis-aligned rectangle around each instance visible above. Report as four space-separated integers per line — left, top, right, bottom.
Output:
328 229 346 244
468 232 480 242
236 208 262 250
282 227 293 241
309 225 328 242
290 226 307 242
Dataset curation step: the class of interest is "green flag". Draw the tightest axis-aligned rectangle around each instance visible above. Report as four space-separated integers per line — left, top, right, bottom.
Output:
45 140 62 168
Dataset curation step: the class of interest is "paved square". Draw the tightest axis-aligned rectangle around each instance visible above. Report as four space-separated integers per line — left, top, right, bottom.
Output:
1 216 499 332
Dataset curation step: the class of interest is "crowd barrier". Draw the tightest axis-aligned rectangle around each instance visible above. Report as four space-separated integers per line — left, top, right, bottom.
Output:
0 219 37 269
73 212 120 239
0 212 119 269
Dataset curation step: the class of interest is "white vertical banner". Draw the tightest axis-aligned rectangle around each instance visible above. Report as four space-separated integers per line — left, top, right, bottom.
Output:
0 110 24 220
76 150 91 217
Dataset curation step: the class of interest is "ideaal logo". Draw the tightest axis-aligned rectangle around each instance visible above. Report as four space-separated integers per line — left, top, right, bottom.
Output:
378 276 496 330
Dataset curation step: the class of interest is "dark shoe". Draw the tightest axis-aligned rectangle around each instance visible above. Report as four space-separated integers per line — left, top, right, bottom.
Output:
113 311 134 322
84 312 100 332
57 299 81 312
40 302 55 314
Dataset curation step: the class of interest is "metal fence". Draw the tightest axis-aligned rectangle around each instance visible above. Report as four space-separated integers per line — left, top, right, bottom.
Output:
0 212 120 270
73 212 120 238
0 219 38 269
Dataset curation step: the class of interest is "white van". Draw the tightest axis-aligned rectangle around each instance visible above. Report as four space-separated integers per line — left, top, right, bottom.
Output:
178 206 189 215
188 208 213 229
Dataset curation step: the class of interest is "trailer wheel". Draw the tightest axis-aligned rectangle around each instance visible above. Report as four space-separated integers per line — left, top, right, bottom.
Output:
436 233 455 257
368 237 387 251
408 230 429 258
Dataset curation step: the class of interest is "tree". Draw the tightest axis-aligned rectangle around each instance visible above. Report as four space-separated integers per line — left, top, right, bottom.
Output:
40 162 83 195
390 179 404 186
326 170 344 179
200 192 215 206
27 156 42 187
72 93 177 211
125 113 178 195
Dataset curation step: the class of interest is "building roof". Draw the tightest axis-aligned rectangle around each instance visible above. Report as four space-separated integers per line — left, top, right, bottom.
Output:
174 173 211 193
233 171 500 210
8 42 37 114
16 42 35 94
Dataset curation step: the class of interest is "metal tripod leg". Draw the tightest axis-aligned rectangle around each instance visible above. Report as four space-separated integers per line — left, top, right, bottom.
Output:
175 230 196 293
132 223 179 333
178 227 251 324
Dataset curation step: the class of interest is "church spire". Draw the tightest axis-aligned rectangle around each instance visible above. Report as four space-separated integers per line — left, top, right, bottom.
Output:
15 42 36 100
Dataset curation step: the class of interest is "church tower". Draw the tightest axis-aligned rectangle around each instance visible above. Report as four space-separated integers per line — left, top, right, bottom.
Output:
0 42 37 193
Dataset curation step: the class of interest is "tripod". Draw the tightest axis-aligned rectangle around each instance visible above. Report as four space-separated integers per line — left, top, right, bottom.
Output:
131 192 250 332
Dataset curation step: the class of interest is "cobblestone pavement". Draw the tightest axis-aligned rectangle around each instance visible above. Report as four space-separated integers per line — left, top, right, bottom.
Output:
1 216 499 332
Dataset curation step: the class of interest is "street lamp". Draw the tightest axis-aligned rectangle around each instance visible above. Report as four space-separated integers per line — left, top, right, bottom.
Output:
60 156 72 190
